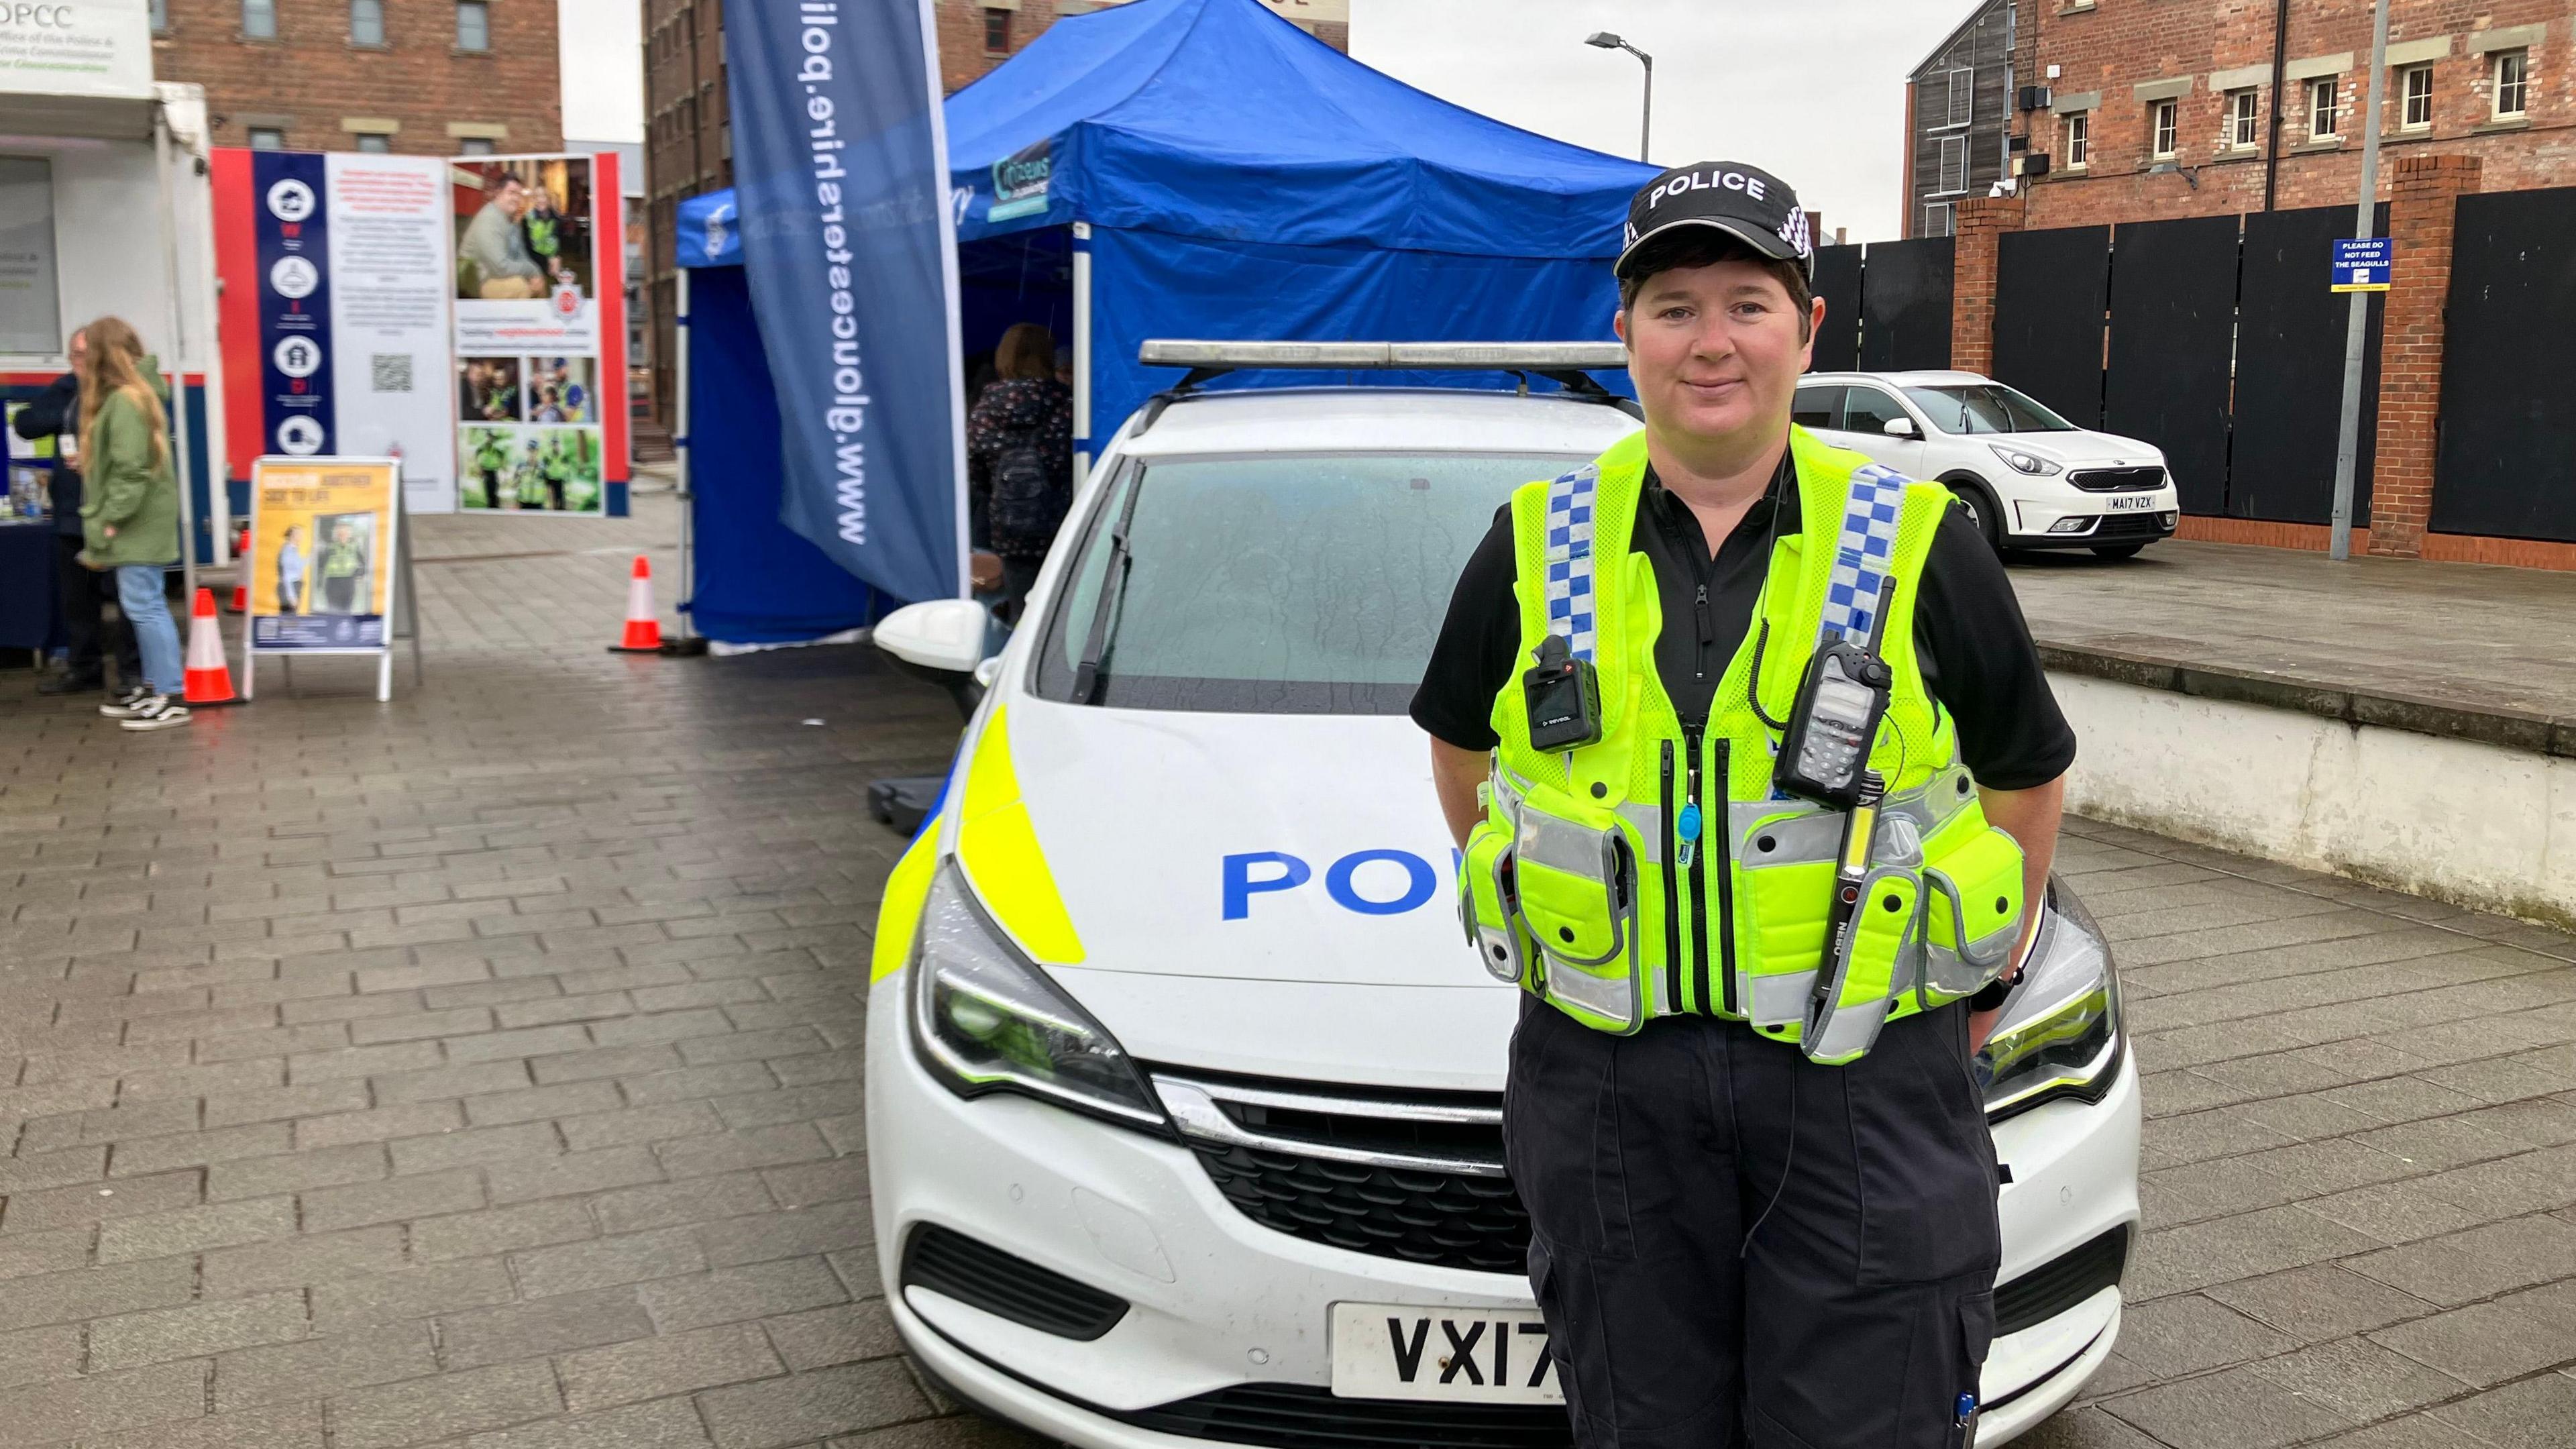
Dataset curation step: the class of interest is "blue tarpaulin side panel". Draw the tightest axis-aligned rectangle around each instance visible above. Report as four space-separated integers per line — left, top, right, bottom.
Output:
945 0 1654 253
685 266 885 645
1089 227 1630 452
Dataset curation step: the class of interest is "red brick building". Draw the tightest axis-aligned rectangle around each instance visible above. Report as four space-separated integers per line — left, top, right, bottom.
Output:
2012 0 2569 227
150 0 558 156
639 0 1348 424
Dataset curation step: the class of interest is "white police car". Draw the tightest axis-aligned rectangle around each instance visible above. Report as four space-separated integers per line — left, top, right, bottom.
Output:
866 343 2141 1448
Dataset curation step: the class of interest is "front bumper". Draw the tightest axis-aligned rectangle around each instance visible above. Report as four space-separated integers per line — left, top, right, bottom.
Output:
868 969 2143 1447
2009 490 2181 547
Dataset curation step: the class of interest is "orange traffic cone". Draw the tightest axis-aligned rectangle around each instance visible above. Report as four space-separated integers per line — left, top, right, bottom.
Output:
182 588 238 705
608 555 662 653
229 580 247 612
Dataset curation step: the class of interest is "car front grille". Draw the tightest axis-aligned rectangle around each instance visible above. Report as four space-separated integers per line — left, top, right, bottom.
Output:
1995 1225 2130 1336
2068 466 2166 492
2086 511 2178 541
899 1224 1130 1340
1153 1071 1529 1275
1114 1383 1572 1448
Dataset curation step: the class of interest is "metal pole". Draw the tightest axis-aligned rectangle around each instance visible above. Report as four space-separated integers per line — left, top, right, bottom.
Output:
153 102 198 605
1072 221 1093 484
673 266 695 641
1638 53 1652 163
2327 0 2392 561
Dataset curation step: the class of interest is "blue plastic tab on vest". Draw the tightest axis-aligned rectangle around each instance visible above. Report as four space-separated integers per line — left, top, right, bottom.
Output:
1819 463 1909 648
1541 464 1601 661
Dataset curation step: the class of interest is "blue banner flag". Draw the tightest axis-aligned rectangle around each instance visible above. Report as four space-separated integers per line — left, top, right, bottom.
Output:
720 0 967 603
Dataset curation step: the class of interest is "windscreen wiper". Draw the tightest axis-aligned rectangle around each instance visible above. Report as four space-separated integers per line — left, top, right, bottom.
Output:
1072 474 1148 705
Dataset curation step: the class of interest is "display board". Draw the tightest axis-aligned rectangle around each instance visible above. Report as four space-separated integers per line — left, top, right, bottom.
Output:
247 152 456 514
241 455 419 703
449 153 625 515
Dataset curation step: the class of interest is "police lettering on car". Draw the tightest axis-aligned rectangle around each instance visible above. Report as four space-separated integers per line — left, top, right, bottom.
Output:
1415 162 2078 1447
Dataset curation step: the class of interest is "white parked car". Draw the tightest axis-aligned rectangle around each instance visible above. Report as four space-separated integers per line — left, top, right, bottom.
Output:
1794 370 2182 558
868 344 2142 1449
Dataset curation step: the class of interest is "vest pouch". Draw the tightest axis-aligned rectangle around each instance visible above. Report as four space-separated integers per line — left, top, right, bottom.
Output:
1921 823 2027 1000
1511 788 1646 1034
1458 817 1530 986
1801 867 1920 1065
1733 803 1843 1026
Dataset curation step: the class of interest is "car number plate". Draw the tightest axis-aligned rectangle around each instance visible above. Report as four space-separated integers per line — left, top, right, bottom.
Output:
2104 494 2158 511
1329 1302 1562 1403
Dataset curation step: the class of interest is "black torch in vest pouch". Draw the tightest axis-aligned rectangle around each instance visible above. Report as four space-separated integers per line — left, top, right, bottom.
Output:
1522 633 1602 752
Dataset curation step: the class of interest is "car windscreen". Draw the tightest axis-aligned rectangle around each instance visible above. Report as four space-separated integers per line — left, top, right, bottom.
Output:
1032 452 1583 714
1901 384 2077 435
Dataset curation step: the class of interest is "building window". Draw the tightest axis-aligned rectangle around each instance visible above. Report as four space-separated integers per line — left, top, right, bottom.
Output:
983 7 1010 53
149 0 166 31
248 127 285 150
1935 135 1967 194
350 0 382 43
458 136 496 156
2151 99 2179 158
2228 89 2260 147
354 132 392 154
0 158 62 354
2063 111 2089 169
2400 64 2433 129
242 0 275 38
2492 49 2528 119
456 0 489 51
1944 66 1974 129
1923 201 1955 237
2308 76 2341 138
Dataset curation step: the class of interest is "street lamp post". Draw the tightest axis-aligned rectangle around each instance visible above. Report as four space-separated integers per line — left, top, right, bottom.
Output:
1586 32 1652 162
2327 0 2392 561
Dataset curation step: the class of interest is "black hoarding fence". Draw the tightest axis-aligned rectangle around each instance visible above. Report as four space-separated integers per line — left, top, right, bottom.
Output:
2102 214 2241 519
2231 203 2387 527
1858 236 1956 372
2433 185 2576 542
1810 243 1864 373
1991 225 2109 430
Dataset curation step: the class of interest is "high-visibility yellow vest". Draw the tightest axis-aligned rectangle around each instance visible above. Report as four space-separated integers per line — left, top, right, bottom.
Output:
1456 427 2026 1063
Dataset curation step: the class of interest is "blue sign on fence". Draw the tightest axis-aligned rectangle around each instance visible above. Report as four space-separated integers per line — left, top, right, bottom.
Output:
2332 236 2392 292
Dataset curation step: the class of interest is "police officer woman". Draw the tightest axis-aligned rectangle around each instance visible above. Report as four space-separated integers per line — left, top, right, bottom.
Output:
1414 164 2075 1448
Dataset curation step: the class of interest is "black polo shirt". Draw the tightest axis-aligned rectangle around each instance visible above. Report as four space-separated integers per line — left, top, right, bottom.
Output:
1410 450 2076 792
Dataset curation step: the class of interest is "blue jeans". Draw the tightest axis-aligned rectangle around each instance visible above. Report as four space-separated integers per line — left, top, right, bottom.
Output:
114 566 184 697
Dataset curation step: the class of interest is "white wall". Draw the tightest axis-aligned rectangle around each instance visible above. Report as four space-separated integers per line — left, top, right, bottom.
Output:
2053 673 2576 928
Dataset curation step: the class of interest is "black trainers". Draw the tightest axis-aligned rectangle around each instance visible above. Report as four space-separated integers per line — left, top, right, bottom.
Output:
100 686 152 718
119 696 191 732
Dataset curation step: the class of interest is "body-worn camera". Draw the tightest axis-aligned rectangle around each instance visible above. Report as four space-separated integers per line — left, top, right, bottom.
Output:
1523 634 1602 751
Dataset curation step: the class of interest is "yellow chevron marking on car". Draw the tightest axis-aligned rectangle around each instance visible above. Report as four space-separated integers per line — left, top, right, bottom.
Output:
870 820 941 983
953 705 1087 964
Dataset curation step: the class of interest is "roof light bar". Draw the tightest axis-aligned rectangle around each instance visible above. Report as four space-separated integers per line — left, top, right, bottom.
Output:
1138 339 1627 371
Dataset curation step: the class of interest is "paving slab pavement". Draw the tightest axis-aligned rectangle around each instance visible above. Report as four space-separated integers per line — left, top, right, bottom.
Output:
1 499 2572 1448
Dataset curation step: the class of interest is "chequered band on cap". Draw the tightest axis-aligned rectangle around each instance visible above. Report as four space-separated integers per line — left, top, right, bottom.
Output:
1819 464 1910 649
1542 464 1601 662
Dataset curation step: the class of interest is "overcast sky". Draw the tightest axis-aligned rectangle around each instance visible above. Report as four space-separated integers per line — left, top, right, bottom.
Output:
1351 1 1962 242
557 0 1958 238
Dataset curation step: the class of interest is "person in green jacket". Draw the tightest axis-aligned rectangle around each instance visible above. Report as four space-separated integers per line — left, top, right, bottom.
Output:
76 316 189 731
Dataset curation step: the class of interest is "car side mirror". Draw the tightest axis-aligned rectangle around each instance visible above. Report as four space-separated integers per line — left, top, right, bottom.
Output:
875 599 989 674
1882 417 1917 438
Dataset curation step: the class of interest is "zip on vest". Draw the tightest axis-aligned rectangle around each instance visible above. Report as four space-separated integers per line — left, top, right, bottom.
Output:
1660 739 1682 1012
1713 737 1737 1016
1684 719 1711 1014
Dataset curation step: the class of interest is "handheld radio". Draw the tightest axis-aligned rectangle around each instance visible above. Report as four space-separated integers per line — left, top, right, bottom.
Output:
1523 634 1602 752
1772 579 1896 810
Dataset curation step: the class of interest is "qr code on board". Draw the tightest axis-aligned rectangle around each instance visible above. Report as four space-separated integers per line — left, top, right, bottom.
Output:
370 354 413 392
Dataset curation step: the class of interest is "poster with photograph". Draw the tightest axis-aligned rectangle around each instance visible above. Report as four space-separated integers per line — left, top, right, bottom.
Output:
246 457 399 650
450 154 620 513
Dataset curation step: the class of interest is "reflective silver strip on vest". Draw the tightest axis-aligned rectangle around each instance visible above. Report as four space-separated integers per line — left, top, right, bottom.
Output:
1804 997 1891 1064
1748 969 1817 1027
1516 811 1617 880
1540 464 1601 661
1819 462 1911 647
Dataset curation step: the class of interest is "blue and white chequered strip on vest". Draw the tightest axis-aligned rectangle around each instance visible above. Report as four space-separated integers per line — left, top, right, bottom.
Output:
1819 463 1910 648
1542 464 1601 661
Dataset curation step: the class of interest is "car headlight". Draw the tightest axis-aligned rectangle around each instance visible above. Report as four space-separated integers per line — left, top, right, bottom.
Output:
1976 877 2123 1120
908 863 1168 1133
1989 445 2063 476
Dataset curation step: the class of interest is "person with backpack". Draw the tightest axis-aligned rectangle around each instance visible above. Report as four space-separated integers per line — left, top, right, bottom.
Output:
75 317 190 732
965 322 1073 619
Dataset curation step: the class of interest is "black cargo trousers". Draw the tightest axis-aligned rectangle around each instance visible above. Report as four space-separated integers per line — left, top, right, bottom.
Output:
1505 996 2002 1448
